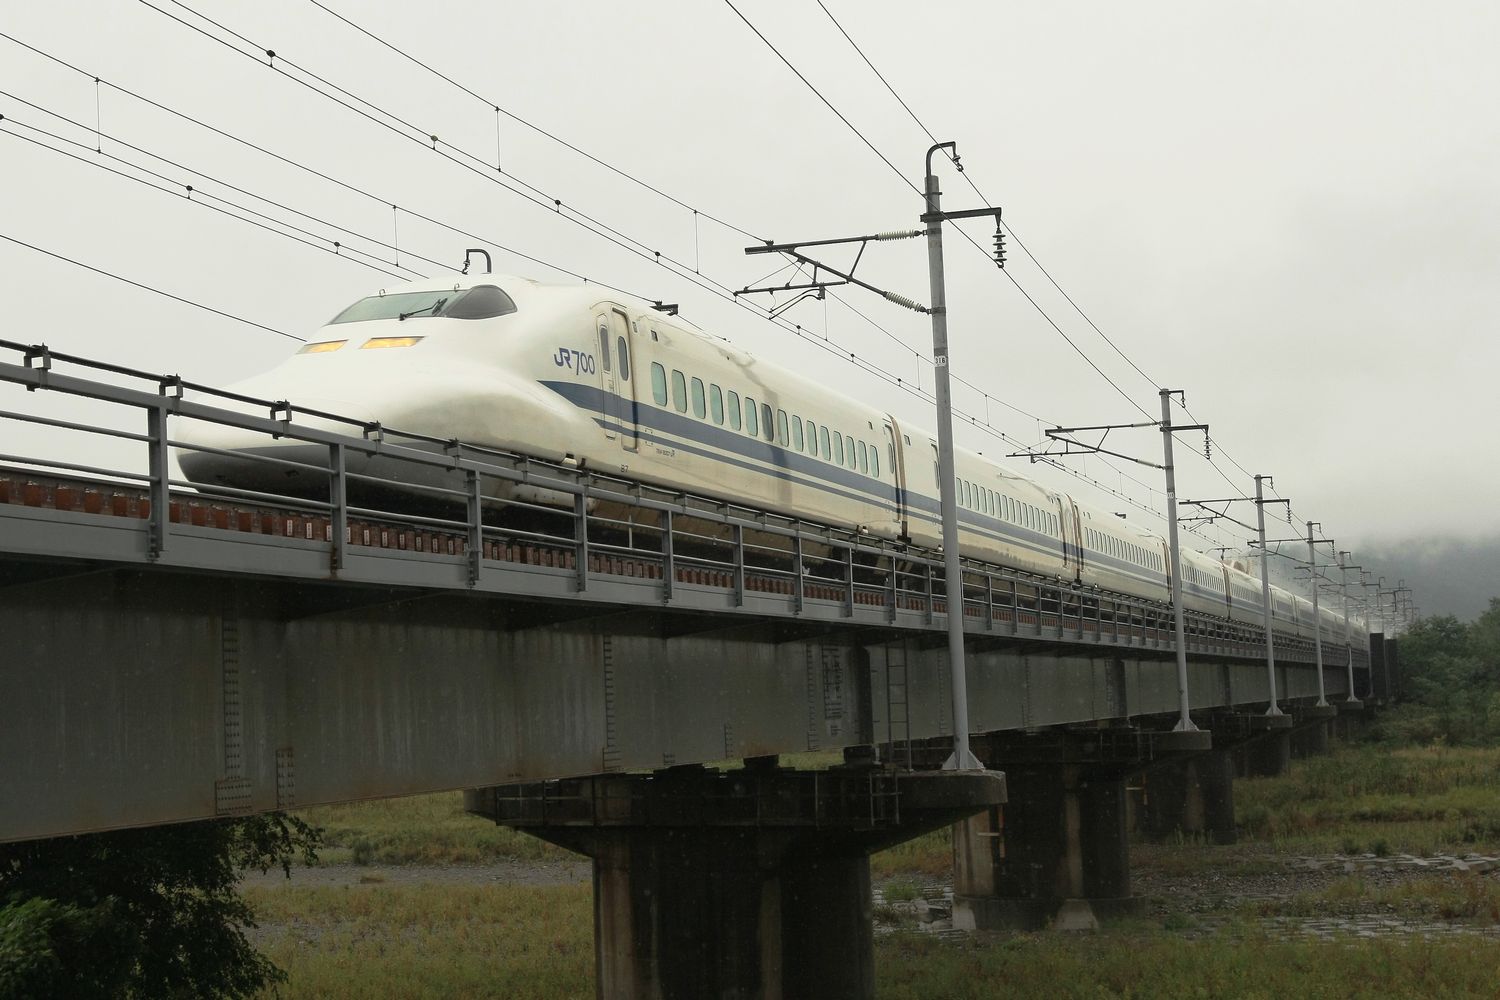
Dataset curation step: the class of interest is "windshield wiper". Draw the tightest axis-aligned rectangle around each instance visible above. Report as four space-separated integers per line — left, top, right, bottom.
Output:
398 297 448 321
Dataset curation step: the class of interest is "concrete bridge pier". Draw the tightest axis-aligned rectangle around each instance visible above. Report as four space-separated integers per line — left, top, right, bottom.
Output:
951 728 1210 931
1290 706 1338 759
1139 749 1237 845
1211 713 1295 779
466 763 1004 1000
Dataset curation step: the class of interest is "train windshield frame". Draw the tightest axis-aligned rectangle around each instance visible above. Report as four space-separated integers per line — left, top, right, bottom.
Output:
327 285 518 325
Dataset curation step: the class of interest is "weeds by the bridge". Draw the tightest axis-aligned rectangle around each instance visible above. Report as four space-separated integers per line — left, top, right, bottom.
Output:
252 742 1500 997
1235 744 1500 854
300 793 568 866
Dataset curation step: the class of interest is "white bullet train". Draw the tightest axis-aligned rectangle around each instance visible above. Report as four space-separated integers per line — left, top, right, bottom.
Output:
178 272 1367 648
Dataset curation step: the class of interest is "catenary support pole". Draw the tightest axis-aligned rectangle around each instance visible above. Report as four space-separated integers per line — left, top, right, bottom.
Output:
1307 521 1328 706
1255 475 1282 716
924 142 981 769
1160 389 1196 732
1338 551 1360 704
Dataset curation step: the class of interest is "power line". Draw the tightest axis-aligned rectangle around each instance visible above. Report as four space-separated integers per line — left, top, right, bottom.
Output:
0 32 646 299
7 20 1206 538
728 0 1154 422
0 231 303 342
806 1 1292 506
0 106 420 282
721 0 918 197
303 0 762 244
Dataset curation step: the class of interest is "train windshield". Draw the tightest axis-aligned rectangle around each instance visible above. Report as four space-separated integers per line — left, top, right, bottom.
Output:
328 285 517 325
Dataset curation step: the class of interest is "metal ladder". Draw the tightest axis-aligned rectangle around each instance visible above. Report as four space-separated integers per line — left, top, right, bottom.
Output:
884 642 913 770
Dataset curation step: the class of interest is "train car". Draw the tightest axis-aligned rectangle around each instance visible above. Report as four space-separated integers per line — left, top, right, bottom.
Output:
176 271 1335 648
1071 505 1170 604
1178 546 1231 618
1224 561 1267 630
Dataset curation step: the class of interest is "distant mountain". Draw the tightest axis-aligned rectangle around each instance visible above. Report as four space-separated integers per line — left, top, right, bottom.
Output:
1357 534 1500 623
1208 534 1493 626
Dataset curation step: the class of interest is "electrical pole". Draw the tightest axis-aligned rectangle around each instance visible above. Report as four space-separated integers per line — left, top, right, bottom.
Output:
922 142 986 769
1158 389 1196 732
738 141 1003 771
1305 521 1329 707
1010 396 1208 733
1337 551 1363 707
1254 476 1282 716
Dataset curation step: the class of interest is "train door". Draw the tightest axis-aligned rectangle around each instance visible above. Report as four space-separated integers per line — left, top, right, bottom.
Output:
595 307 638 450
610 309 638 451
593 311 617 443
882 417 908 538
1066 498 1083 580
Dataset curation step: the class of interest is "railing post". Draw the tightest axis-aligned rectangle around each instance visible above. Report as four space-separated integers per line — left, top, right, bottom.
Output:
887 554 898 623
466 469 482 587
732 522 745 607
146 401 170 561
984 574 994 632
328 443 347 573
793 532 805 615
923 562 934 626
843 542 854 617
575 479 589 593
661 509 674 604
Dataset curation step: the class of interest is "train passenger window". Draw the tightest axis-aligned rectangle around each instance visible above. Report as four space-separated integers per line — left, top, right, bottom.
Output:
671 370 688 413
807 420 819 456
728 390 742 430
690 378 706 419
598 325 612 371
617 337 630 380
777 409 789 446
762 404 775 442
846 435 856 470
792 416 804 451
745 397 759 437
710 385 724 424
871 448 880 478
820 426 831 460
651 363 667 405
833 432 845 466
858 441 868 474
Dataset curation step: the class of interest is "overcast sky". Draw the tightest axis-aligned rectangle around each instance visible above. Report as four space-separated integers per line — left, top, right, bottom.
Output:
2 1 1496 615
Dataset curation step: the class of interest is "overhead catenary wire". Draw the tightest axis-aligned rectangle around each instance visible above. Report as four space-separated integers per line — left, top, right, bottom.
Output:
805 0 1332 537
0 231 304 342
0 104 422 282
809 1 1292 500
3 21 1215 540
303 0 762 244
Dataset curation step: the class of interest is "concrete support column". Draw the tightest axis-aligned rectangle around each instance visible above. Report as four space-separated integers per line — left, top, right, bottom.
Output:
589 829 873 999
467 766 1005 1000
954 764 1137 930
1142 750 1235 845
1244 730 1292 778
1292 720 1331 758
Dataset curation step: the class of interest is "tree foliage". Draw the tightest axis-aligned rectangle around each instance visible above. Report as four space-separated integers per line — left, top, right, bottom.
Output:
0 813 319 999
1378 599 1500 744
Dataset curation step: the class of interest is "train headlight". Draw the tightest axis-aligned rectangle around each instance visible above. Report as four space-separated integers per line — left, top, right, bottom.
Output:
297 339 347 354
360 336 424 350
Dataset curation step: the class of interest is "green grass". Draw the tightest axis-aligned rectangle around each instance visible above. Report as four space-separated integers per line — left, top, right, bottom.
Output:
1245 874 1500 923
1234 744 1500 854
876 931 1500 999
244 741 1500 997
247 884 593 999
246 883 1500 999
295 793 572 866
